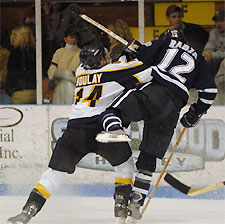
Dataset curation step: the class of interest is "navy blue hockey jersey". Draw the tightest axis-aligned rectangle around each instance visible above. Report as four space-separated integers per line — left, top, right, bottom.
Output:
136 39 217 113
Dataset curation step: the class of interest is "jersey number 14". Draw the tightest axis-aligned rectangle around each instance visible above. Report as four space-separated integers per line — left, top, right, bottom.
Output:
74 85 103 107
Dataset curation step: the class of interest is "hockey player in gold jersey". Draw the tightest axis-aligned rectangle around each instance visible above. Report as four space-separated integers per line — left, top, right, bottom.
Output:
7 42 153 224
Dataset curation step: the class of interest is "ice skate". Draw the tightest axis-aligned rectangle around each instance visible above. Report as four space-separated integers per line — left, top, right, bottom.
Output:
126 201 142 224
114 193 129 224
114 194 129 218
126 215 138 224
96 130 131 143
125 191 143 224
7 204 37 224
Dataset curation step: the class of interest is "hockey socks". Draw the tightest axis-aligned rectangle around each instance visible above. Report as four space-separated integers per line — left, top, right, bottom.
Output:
132 169 152 205
96 109 131 143
34 183 51 199
126 169 152 222
98 108 123 131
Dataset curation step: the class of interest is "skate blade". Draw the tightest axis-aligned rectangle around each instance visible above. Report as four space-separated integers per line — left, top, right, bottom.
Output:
96 133 131 143
126 216 138 224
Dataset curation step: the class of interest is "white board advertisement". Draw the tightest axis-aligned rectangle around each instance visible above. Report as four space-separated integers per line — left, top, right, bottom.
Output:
0 105 224 187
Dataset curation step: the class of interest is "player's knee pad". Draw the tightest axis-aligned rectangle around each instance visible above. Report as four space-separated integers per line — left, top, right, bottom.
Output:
38 168 66 195
114 156 135 184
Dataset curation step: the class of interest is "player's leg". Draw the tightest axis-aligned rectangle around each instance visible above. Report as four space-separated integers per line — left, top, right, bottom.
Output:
96 90 144 143
7 126 86 224
96 108 131 143
97 140 133 224
126 85 182 223
114 156 135 224
7 168 66 224
126 152 156 224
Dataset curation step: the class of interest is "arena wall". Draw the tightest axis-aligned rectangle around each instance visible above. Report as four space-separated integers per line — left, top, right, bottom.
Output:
0 105 224 199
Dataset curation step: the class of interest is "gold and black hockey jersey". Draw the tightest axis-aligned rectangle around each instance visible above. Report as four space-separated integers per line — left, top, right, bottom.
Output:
69 56 152 123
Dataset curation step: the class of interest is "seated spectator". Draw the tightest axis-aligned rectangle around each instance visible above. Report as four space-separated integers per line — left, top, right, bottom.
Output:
202 9 225 78
47 29 81 104
107 19 133 61
158 5 209 53
0 27 11 104
5 25 36 104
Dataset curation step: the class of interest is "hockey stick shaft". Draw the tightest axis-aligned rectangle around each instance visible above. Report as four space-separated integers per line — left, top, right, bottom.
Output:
141 127 187 215
79 14 128 46
165 173 225 196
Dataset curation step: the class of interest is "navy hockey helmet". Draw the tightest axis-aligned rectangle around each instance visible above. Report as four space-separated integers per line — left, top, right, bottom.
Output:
80 42 105 69
164 29 186 43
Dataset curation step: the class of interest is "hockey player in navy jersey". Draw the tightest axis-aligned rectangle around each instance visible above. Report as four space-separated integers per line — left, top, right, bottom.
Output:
96 30 218 224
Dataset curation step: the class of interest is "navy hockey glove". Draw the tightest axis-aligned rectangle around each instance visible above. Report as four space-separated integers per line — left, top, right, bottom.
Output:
122 39 142 61
180 104 206 128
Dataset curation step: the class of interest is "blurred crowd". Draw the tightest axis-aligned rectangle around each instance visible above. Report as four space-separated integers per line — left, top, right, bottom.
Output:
0 3 224 105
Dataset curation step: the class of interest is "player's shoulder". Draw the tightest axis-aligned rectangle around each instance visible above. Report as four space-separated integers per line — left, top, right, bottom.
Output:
144 39 169 48
106 56 142 70
75 64 86 76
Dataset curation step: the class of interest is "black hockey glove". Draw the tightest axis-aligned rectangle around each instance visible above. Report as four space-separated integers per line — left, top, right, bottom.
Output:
122 39 142 61
180 103 206 128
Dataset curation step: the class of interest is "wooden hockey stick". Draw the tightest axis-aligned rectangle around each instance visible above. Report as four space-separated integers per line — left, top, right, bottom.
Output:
164 173 225 196
141 127 187 215
79 14 128 45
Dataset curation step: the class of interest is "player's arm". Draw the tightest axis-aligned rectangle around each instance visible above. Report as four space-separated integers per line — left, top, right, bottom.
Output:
181 58 218 128
122 39 162 68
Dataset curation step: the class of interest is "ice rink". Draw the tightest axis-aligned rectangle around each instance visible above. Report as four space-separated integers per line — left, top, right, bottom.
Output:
1 196 225 224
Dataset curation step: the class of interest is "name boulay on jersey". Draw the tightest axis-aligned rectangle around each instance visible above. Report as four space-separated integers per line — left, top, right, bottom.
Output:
69 56 152 123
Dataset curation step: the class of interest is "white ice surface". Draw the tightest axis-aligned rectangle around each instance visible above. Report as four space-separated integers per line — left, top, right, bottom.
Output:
1 196 225 224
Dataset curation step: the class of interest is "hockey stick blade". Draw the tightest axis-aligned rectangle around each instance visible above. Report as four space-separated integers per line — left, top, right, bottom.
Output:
164 173 225 196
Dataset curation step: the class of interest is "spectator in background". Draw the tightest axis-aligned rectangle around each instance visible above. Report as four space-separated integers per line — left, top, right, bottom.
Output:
0 27 12 104
44 3 101 76
214 59 225 105
158 5 209 53
107 19 133 61
47 28 81 104
202 9 225 78
5 25 36 104
45 2 64 54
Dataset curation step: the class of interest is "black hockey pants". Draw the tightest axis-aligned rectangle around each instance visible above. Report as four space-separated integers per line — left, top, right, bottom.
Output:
117 82 183 171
